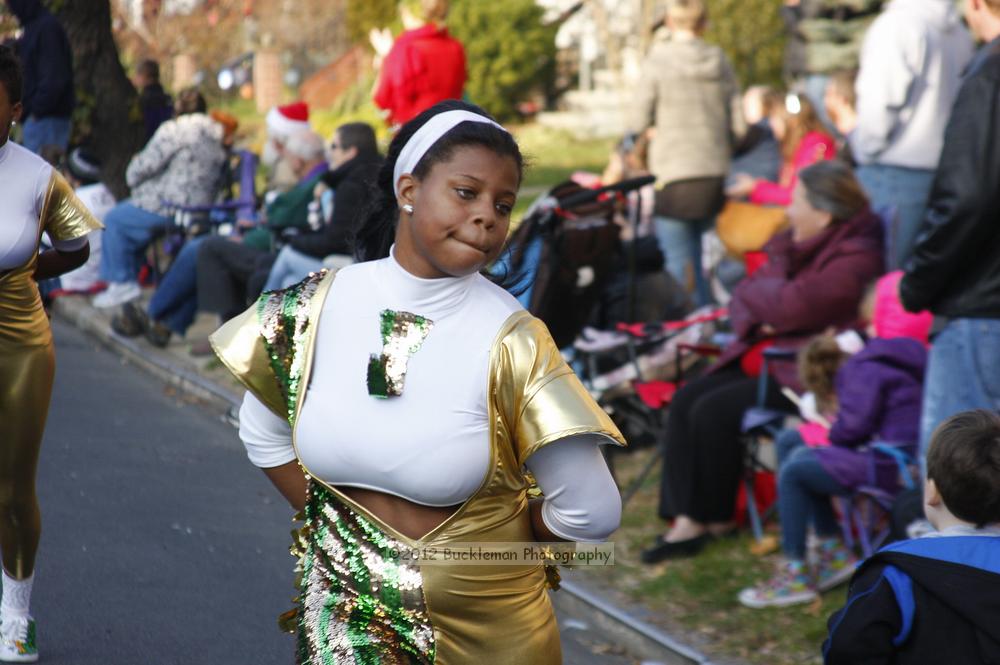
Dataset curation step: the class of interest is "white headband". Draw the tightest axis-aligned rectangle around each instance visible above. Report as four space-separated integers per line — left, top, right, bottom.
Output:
392 110 507 197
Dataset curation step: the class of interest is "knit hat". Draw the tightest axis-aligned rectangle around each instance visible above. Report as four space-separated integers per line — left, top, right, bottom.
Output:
265 101 310 140
67 148 102 185
210 110 240 143
873 270 933 345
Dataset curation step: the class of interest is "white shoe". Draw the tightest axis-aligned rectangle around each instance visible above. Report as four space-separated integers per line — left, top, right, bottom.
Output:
92 281 141 309
0 615 38 662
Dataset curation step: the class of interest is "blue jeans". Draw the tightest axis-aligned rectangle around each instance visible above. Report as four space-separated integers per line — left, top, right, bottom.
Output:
919 318 1000 465
100 200 172 283
856 164 935 270
21 116 72 154
147 237 204 335
264 245 325 292
776 430 850 560
653 215 713 306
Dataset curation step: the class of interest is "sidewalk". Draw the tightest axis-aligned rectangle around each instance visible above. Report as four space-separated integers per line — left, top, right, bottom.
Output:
51 290 734 665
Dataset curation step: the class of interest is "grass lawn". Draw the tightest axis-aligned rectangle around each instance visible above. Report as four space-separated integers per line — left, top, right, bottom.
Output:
585 446 848 665
510 124 615 219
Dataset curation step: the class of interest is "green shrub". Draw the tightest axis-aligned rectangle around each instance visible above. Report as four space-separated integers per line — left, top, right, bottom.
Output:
345 0 398 45
449 0 557 122
704 0 787 87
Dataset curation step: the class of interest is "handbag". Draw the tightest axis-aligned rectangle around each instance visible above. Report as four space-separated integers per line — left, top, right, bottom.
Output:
716 201 788 258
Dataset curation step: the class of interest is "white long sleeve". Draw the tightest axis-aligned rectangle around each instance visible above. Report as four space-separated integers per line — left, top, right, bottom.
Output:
238 391 296 468
525 434 623 543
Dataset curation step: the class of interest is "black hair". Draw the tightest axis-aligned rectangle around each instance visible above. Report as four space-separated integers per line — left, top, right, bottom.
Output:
0 44 23 104
927 410 1000 527
136 58 161 83
174 87 207 116
336 122 378 157
353 99 524 263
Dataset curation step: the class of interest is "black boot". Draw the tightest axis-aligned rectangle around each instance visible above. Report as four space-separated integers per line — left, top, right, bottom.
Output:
110 301 147 337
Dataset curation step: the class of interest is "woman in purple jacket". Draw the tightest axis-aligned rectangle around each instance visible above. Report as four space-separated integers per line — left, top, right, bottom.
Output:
738 279 929 608
642 161 884 564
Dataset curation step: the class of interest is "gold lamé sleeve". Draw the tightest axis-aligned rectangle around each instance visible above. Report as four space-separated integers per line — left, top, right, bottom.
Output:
209 302 288 420
501 314 626 467
40 171 104 242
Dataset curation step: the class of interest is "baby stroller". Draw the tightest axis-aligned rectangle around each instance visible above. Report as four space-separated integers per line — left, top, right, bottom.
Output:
503 176 729 506
503 175 660 348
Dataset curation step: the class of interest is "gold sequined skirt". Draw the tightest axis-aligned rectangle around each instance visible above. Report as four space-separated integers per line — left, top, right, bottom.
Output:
289 482 562 665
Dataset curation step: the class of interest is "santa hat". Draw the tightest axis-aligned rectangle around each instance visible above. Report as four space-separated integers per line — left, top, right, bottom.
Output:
265 101 310 140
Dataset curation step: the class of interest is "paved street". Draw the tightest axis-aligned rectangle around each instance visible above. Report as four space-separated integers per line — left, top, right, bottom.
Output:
32 320 642 664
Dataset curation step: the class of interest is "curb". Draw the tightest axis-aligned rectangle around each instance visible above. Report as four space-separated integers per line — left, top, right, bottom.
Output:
53 295 719 665
52 297 241 413
553 577 714 665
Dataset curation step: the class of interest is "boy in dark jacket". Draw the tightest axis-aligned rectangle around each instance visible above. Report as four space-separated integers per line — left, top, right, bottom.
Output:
823 409 1000 664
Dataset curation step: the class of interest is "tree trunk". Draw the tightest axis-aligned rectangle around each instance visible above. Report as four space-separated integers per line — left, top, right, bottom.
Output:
49 0 145 200
638 0 658 56
582 0 620 77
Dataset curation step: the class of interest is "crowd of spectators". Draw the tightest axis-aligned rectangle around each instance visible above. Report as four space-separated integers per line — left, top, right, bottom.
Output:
621 0 1000 659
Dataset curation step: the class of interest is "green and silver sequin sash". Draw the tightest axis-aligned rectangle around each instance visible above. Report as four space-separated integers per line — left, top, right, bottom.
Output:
257 271 326 424
367 310 433 399
287 482 436 665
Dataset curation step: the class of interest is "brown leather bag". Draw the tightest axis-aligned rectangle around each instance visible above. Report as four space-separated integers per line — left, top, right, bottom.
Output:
716 201 788 258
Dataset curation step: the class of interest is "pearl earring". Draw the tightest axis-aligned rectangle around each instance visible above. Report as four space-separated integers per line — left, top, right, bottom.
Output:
402 204 414 214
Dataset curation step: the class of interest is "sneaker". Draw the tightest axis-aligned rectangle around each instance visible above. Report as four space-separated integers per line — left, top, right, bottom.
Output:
738 560 818 608
93 281 141 309
0 615 38 662
814 539 859 592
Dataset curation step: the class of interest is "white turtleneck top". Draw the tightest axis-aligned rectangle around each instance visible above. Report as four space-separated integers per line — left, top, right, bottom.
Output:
0 141 88 270
238 248 622 542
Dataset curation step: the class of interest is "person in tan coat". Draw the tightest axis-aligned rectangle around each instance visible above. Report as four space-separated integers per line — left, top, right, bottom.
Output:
630 0 745 305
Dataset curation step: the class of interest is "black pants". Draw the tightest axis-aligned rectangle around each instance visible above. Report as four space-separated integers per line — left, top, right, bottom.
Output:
196 236 276 321
659 367 794 523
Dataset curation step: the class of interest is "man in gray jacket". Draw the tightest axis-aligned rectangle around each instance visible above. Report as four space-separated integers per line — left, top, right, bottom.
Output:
853 0 973 269
630 0 744 306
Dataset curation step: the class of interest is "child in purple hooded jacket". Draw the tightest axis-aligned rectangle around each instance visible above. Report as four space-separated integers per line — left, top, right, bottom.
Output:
739 271 931 608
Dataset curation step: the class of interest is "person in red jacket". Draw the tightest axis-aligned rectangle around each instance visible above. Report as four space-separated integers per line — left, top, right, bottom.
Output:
371 0 467 128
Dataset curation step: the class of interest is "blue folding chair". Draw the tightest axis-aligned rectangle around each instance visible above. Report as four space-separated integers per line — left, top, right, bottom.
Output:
739 347 798 542
835 442 919 557
150 149 259 283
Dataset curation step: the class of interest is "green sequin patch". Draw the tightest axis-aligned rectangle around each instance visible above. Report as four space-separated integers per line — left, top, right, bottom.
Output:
290 482 436 665
257 271 326 424
367 310 433 399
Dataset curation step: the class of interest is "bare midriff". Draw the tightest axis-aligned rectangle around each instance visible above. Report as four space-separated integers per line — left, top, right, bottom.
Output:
338 486 461 541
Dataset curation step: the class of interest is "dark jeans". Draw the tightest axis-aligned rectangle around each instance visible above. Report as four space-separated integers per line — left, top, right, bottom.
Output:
148 236 204 335
775 429 850 560
659 367 795 523
196 236 276 321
